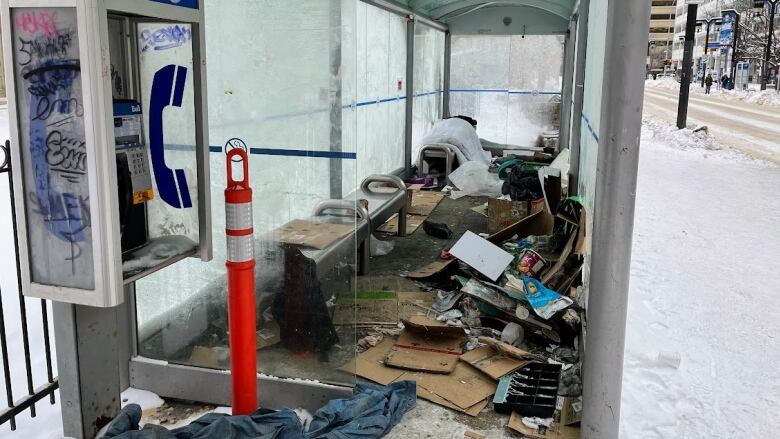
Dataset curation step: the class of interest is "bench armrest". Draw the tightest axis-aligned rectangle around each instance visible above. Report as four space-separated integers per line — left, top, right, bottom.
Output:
312 199 369 220
360 174 407 194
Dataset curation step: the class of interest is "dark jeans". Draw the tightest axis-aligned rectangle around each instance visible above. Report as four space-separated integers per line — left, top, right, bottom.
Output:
705 85 711 94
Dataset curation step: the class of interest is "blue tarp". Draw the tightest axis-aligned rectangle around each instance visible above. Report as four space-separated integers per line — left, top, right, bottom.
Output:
102 381 416 439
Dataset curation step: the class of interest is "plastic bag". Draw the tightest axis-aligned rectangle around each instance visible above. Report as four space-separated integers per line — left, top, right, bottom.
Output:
370 235 395 256
449 161 503 199
523 277 573 320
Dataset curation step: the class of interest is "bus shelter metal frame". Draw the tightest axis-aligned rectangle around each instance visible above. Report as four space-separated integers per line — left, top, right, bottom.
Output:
12 1 650 438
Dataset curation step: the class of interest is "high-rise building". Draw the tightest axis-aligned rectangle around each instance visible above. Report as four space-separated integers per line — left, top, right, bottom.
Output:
671 1 773 83
648 0 678 73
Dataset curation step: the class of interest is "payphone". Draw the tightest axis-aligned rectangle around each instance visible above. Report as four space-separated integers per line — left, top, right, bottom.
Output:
1 0 211 307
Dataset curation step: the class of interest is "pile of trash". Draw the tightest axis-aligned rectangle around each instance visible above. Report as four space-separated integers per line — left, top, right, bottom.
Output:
353 161 586 437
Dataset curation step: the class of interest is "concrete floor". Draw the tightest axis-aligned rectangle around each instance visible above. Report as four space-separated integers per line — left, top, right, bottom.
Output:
143 194 521 437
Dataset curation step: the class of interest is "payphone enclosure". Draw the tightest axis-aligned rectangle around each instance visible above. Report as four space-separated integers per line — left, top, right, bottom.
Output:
0 0 211 307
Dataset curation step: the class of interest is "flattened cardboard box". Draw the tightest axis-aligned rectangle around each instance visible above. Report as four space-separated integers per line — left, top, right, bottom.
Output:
408 191 446 216
460 345 530 380
378 214 426 235
507 412 580 439
487 197 545 234
332 291 434 325
385 317 465 374
275 219 353 249
343 339 495 416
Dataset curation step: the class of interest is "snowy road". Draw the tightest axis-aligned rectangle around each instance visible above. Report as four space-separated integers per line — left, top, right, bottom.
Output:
644 86 780 164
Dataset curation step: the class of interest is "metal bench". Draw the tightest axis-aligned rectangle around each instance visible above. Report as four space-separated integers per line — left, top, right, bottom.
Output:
419 143 458 182
313 174 408 275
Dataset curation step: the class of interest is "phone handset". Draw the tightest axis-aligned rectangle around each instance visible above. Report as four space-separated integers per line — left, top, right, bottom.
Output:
148 64 192 209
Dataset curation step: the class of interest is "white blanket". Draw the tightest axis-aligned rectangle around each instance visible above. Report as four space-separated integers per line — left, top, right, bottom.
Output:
413 118 491 167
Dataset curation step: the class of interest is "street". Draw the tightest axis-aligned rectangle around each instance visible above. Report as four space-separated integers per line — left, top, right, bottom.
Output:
644 85 780 164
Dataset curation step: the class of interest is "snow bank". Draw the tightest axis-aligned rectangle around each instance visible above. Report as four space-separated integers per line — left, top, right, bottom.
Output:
646 77 780 108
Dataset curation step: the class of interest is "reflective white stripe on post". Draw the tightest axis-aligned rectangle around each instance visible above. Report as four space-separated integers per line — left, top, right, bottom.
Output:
227 235 254 263
226 202 253 232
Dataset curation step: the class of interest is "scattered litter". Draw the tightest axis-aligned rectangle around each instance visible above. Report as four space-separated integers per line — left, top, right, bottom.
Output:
449 161 504 199
494 363 562 417
461 278 516 313
522 417 554 429
450 231 514 281
508 412 580 439
471 202 489 217
523 278 574 319
500 323 524 346
460 345 530 380
432 290 462 313
657 351 682 370
423 220 453 239
385 316 465 374
370 235 395 256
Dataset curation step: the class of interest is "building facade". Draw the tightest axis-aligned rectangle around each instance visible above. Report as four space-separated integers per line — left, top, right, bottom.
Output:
672 0 780 85
648 0 677 73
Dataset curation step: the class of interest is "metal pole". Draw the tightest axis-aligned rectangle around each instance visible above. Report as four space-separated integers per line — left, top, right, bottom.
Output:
559 21 576 150
443 31 451 119
677 4 698 129
582 0 651 436
569 0 590 195
329 0 343 198
404 17 415 176
761 2 777 90
53 303 122 438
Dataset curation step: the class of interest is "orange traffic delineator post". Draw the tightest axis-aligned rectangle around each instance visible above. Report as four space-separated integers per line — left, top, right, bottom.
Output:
224 148 257 415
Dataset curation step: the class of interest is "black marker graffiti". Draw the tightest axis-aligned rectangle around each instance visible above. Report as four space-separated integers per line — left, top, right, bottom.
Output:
45 130 86 173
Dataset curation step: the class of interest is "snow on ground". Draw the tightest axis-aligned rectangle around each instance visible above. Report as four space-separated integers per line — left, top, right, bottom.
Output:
620 116 780 438
646 77 780 108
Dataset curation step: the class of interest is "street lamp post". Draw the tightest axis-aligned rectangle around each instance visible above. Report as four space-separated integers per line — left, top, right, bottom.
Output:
679 0 702 129
761 0 779 90
698 17 722 87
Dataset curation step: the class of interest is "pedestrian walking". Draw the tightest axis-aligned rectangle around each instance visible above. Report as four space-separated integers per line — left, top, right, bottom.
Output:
705 73 713 94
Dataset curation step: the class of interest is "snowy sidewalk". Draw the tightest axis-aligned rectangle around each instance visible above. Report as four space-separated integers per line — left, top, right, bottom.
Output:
620 118 780 438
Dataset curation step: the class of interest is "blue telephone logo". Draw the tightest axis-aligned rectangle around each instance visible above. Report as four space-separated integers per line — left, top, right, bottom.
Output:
149 64 192 209
149 0 198 9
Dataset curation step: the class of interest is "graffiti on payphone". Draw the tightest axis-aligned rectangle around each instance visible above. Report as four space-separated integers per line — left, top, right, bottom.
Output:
12 8 93 287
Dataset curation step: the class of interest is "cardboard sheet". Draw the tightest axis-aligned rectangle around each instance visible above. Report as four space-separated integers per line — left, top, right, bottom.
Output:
507 412 580 439
275 219 354 249
408 191 446 216
346 340 495 416
385 317 465 374
487 197 545 234
332 291 435 325
450 231 514 281
460 346 530 380
378 214 426 235
406 260 455 279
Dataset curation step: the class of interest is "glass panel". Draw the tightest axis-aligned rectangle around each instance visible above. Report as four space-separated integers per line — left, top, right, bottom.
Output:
412 24 445 149
450 35 564 146
136 0 357 388
111 22 200 281
11 7 94 290
343 3 407 186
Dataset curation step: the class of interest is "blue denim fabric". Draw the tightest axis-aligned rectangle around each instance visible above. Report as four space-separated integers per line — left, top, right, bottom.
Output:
102 381 416 439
